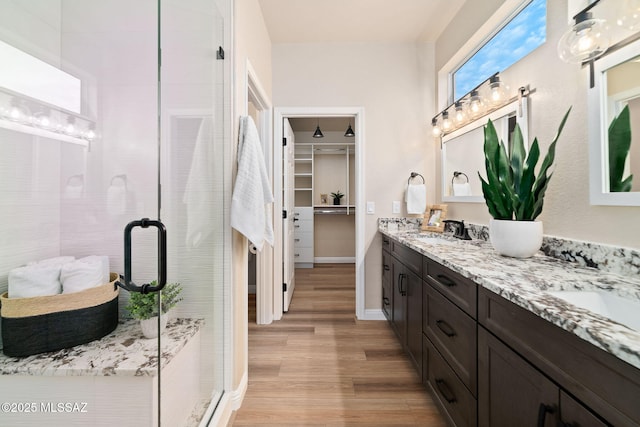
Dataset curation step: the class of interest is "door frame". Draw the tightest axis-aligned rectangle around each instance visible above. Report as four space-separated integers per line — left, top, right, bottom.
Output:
273 106 366 321
244 60 273 325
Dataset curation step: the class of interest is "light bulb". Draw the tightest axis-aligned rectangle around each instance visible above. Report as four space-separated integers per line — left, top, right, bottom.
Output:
468 90 485 118
431 118 441 137
9 106 22 121
454 101 467 125
85 128 96 140
442 111 452 131
487 76 507 107
557 12 609 63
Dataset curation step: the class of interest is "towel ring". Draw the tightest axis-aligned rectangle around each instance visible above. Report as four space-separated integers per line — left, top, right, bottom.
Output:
66 174 84 186
451 171 469 186
408 172 425 185
110 174 127 187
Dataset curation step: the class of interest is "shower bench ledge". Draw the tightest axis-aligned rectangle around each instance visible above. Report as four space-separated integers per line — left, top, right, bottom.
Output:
0 317 203 427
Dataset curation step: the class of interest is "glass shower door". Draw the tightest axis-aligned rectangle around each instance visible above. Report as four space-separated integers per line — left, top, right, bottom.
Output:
0 1 225 425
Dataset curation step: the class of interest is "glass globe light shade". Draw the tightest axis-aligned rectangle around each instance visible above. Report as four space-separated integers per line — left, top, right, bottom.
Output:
468 90 485 118
557 13 609 63
441 111 452 131
431 118 441 137
453 101 467 125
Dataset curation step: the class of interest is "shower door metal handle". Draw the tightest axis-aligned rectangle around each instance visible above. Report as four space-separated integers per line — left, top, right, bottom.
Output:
117 218 167 294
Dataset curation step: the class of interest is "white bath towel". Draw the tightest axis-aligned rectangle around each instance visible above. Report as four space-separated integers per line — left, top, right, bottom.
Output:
453 182 472 196
231 116 274 251
27 256 75 267
61 256 110 294
184 116 215 248
405 184 427 214
8 264 62 298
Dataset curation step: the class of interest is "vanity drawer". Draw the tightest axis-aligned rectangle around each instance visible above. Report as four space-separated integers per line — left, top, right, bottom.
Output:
293 246 313 263
425 259 477 318
294 231 313 248
391 240 422 276
424 283 477 395
425 337 477 427
382 235 391 252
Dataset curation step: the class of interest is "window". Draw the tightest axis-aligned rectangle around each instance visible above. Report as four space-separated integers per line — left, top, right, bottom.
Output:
453 0 547 100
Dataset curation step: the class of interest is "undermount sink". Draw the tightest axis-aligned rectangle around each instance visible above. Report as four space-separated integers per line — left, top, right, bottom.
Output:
548 290 640 331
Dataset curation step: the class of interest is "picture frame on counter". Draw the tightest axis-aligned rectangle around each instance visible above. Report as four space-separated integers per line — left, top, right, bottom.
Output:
421 204 448 233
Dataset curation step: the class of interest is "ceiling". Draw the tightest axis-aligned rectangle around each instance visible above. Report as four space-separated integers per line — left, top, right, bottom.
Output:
289 117 354 133
257 0 466 44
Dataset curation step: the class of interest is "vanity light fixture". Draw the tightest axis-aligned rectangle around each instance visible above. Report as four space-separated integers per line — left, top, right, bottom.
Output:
344 121 355 137
431 72 529 139
313 119 324 138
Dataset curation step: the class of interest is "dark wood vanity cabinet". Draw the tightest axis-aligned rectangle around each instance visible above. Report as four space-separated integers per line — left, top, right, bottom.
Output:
380 234 638 427
387 238 423 376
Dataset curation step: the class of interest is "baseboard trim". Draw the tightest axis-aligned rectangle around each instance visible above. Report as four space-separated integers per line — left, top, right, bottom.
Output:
314 257 356 263
361 309 387 321
231 371 248 410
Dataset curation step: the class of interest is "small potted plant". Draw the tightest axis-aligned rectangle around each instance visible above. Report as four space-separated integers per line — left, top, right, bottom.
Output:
125 281 182 339
478 108 571 258
330 191 344 205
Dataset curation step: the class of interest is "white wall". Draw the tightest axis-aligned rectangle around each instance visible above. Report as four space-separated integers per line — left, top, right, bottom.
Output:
435 0 640 249
272 42 436 310
232 0 273 392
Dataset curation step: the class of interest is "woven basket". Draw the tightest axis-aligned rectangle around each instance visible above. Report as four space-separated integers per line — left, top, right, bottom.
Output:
1 272 119 357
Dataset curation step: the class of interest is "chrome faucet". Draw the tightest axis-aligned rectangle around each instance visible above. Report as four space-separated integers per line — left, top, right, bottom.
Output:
443 220 472 240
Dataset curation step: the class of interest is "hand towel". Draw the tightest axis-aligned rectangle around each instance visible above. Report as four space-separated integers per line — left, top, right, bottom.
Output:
8 264 62 298
453 182 472 196
60 256 110 294
405 184 427 214
230 116 275 251
184 116 215 248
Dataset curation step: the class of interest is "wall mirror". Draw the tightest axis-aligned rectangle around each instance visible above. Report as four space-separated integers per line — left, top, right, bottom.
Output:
442 98 528 203
589 37 640 206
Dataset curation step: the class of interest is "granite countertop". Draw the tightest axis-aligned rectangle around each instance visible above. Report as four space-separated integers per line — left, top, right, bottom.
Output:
379 225 640 370
0 317 204 376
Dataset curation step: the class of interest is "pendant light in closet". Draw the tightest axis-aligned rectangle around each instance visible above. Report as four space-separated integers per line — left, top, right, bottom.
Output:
313 119 324 138
344 120 355 137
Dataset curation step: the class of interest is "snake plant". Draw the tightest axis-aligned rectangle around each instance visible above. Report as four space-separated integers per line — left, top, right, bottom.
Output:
608 105 633 192
478 108 571 221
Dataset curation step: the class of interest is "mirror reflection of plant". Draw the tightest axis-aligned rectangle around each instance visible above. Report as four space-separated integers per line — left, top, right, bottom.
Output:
609 105 633 192
478 108 571 221
125 282 183 320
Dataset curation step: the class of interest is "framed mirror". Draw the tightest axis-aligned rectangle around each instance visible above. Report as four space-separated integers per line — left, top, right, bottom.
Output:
442 98 529 203
589 37 640 206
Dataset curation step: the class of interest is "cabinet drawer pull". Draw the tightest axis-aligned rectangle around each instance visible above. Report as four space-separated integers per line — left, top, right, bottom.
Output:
294 225 300 228
383 264 390 271
294 253 300 257
536 403 554 427
383 238 389 245
435 320 457 338
435 379 457 404
398 273 407 296
435 274 456 287
294 238 300 242
383 297 390 306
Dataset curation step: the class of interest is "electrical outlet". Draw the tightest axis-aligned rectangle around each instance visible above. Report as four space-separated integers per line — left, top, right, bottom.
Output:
366 201 375 214
392 201 401 214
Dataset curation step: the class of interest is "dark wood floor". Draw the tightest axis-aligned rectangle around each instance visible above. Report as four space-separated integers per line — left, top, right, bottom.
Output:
228 263 446 426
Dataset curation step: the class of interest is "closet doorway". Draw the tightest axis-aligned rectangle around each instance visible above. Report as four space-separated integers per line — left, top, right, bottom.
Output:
273 107 365 321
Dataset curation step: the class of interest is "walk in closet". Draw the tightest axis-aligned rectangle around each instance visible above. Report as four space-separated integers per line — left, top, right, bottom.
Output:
290 118 356 267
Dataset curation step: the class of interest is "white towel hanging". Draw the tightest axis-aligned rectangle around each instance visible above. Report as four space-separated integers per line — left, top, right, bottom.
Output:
230 116 274 251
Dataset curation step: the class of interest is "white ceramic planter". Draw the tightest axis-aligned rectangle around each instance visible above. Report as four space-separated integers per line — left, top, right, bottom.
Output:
139 313 168 339
489 219 543 258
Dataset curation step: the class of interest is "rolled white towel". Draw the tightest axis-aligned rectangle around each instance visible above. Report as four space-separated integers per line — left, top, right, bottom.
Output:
8 264 62 298
406 184 427 214
27 256 75 267
61 256 110 294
